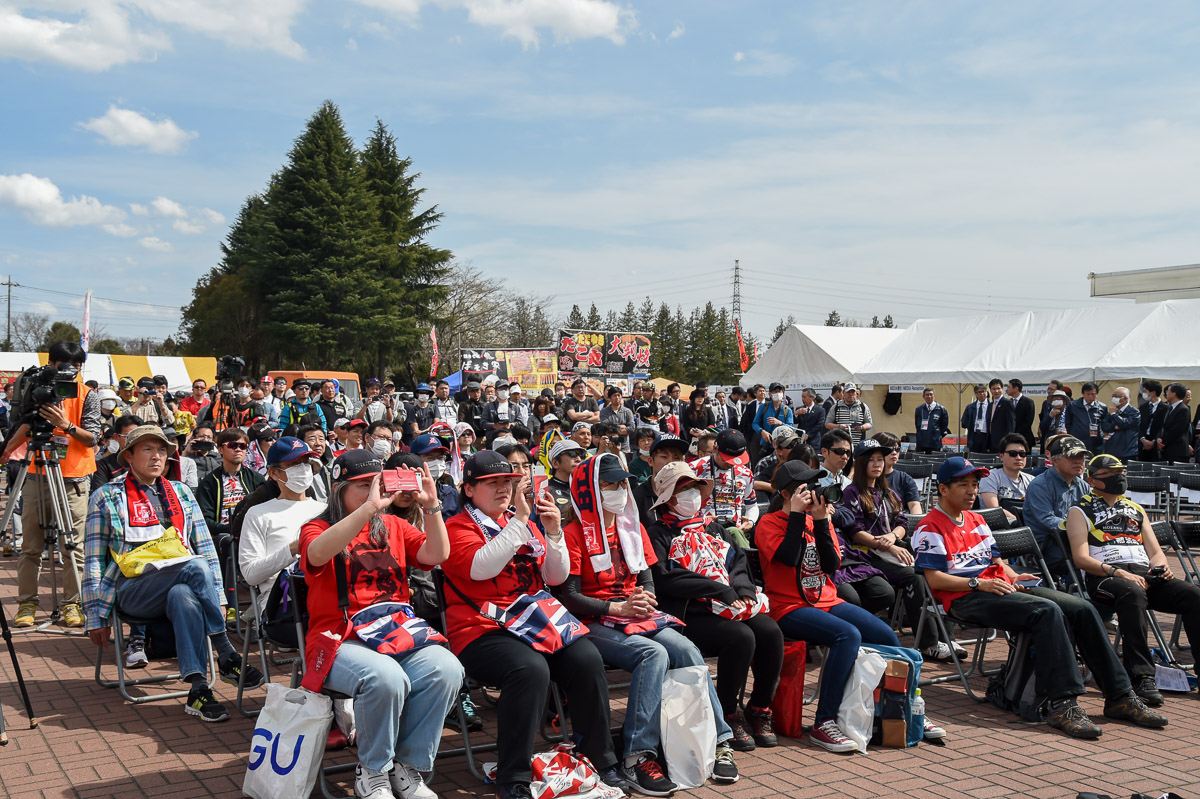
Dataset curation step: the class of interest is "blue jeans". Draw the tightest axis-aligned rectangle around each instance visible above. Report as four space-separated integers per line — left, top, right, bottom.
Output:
115 558 226 682
776 602 899 724
323 640 464 773
587 625 732 759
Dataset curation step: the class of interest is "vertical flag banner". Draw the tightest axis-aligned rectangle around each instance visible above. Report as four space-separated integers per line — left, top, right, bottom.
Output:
753 342 759 363
80 289 92 353
735 320 749 372
429 326 439 378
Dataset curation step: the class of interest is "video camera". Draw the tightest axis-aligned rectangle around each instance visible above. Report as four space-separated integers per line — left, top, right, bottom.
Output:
12 362 79 446
215 354 245 395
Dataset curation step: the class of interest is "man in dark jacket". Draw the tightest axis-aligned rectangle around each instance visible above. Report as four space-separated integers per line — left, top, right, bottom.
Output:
458 380 485 437
1138 380 1167 462
1065 382 1107 454
913 387 950 453
1159 383 1192 464
961 384 989 454
1007 379 1037 449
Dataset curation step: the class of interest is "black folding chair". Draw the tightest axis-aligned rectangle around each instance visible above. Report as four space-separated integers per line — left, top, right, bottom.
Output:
991 526 1054 586
1175 473 1200 522
912 575 997 701
744 546 764 587
905 513 927 536
976 506 1011 534
1127 474 1172 521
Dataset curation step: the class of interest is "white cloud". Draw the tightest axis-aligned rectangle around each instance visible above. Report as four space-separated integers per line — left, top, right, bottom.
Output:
80 105 197 154
733 51 744 62
30 301 58 316
138 236 172 252
172 219 205 234
102 222 138 237
130 202 149 215
0 173 126 228
732 49 796 77
666 23 684 41
346 37 358 50
139 0 305 58
150 196 187 218
197 208 226 225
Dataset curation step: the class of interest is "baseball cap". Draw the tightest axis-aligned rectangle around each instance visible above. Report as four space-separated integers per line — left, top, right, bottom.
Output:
454 422 475 438
118 377 135 390
118 425 177 466
715 428 749 466
414 383 434 396
464 450 516 482
509 384 522 394
572 422 592 433
266 436 318 467
467 381 482 390
331 449 384 483
549 439 586 462
347 419 368 431
650 461 713 510
136 377 155 391
771 425 802 447
260 375 272 384
1048 435 1089 459
843 382 859 392
597 453 635 484
1087 453 1125 475
333 418 349 429
936 456 990 485
650 433 689 457
409 433 448 456
292 378 311 389
541 413 560 424
366 377 381 387
855 438 893 459
768 382 785 393
773 461 821 493
386 452 425 471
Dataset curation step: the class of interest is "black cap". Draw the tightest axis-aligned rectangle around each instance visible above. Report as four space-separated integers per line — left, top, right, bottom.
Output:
331 449 384 483
540 388 555 398
386 452 425 471
715 428 749 466
773 461 821 492
597 453 635 483
136 377 155 390
650 433 689 456
464 450 516 482
769 382 785 392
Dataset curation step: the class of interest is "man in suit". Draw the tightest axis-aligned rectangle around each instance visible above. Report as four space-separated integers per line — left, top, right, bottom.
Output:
1138 379 1167 462
914 387 950 453
1039 379 1065 427
961 384 989 454
1065 382 1107 454
1007 378 1037 450
740 383 767 464
822 384 843 415
987 378 1016 453
1102 386 1141 460
1159 382 1192 464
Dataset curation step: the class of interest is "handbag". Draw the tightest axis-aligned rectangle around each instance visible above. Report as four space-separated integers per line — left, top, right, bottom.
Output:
443 577 588 654
112 528 193 578
243 684 333 799
659 665 717 789
349 602 447 654
769 641 807 738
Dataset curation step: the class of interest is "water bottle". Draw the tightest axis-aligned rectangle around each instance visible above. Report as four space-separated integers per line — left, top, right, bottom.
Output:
911 688 926 734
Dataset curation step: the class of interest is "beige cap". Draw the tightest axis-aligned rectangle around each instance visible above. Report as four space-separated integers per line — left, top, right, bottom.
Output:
118 425 178 466
650 461 713 510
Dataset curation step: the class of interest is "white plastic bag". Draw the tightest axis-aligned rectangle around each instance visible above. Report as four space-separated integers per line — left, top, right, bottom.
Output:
660 665 717 788
243 683 333 799
333 697 357 745
836 649 887 753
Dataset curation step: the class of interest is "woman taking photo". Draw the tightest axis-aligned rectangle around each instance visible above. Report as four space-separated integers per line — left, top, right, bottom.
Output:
440 451 626 799
299 450 464 799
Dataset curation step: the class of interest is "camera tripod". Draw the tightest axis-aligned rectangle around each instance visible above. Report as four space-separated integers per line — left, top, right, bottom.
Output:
0 439 85 637
0 594 38 742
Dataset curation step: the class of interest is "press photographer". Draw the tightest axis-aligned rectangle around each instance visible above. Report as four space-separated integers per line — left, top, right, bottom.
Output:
198 355 249 432
3 341 101 629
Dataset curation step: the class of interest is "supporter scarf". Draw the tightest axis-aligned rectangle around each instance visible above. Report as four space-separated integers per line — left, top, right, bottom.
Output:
569 456 647 575
538 427 565 476
465 501 544 558
430 421 463 483
660 509 768 621
123 472 187 545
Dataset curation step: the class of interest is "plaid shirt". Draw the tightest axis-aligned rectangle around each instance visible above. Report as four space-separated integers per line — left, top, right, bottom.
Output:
83 478 224 631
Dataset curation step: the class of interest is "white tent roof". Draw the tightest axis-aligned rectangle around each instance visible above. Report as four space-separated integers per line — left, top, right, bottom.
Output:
853 299 1200 385
743 324 903 386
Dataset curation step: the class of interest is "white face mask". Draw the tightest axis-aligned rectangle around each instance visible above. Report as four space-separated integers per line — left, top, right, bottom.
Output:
237 387 250 399
497 389 509 401
672 487 702 518
1112 395 1122 406
101 400 117 412
600 486 628 513
107 439 120 454
284 463 314 493
638 448 650 457
426 459 446 481
371 439 392 459
771 392 784 403
1052 399 1064 408
417 396 430 406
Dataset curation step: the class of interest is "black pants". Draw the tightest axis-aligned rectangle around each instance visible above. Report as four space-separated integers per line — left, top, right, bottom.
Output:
869 553 936 649
1086 563 1200 679
951 586 1132 703
679 610 784 716
458 631 616 785
836 575 894 616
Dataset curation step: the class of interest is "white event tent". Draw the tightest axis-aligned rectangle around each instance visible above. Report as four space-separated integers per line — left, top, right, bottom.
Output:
742 324 903 387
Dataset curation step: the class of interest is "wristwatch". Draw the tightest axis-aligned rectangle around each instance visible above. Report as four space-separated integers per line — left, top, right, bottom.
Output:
422 502 443 515
968 577 980 591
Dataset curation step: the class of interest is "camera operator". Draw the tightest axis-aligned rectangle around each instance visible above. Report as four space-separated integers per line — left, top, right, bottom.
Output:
184 423 221 484
4 341 101 629
129 377 174 427
357 378 393 424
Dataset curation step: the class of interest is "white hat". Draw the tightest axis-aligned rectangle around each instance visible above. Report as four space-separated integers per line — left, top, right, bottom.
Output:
843 382 858 392
549 439 586 462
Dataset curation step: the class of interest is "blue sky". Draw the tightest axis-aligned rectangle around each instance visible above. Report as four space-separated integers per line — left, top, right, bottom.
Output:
3 1 1200 345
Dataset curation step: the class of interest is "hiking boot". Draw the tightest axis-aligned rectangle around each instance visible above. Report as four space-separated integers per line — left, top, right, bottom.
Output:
744 705 778 747
1134 675 1164 708
389 763 437 799
1047 702 1102 739
711 746 739 784
923 718 947 740
498 783 533 799
446 693 483 732
598 764 631 794
185 687 230 723
723 711 756 751
219 655 266 689
61 603 84 628
355 764 396 799
1104 693 1168 729
124 637 149 669
13 602 36 628
623 754 675 796
807 719 857 753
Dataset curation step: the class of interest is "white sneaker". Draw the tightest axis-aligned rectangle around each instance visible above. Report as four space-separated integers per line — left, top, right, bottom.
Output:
356 765 397 799
923 718 947 739
124 638 149 669
922 642 959 662
390 763 437 799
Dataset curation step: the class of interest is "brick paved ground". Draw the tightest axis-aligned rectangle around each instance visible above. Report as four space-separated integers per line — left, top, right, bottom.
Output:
2 551 1200 799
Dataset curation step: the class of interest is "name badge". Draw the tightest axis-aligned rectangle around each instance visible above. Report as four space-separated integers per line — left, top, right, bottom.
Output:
921 420 929 431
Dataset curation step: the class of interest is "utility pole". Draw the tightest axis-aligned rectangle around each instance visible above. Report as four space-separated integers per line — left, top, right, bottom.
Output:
1 275 14 350
731 259 742 327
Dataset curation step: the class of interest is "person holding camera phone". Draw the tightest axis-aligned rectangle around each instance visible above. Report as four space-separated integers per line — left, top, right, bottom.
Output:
1065 454 1200 707
129 377 174 427
184 423 221 484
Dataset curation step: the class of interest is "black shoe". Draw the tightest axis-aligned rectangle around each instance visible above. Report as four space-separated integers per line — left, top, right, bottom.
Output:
598 764 631 795
1104 693 1168 729
447 693 484 732
711 746 739 784
1134 675 1165 707
623 755 676 797
219 655 265 689
498 782 533 799
724 711 756 752
185 687 230 723
744 705 778 747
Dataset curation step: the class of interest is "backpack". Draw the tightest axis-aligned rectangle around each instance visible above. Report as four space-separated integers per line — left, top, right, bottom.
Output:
986 633 1048 722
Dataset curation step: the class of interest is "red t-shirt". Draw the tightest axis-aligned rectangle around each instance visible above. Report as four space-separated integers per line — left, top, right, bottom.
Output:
180 396 210 416
755 509 842 617
299 515 428 657
440 510 551 656
562 520 658 606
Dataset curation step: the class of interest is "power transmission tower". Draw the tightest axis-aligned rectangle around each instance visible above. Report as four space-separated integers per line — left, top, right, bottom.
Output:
731 259 742 326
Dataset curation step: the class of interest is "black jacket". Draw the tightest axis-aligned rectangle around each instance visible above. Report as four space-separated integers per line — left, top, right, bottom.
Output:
1013 395 1036 449
646 517 757 621
196 465 266 539
1139 400 1168 460
1161 402 1192 463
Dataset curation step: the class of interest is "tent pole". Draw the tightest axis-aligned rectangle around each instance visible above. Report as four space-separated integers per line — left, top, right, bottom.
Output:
956 383 966 454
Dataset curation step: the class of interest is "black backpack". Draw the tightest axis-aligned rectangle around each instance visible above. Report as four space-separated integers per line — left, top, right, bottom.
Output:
986 633 1047 722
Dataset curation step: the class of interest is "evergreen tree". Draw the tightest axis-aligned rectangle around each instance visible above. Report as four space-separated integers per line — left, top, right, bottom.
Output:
771 314 797 343
604 309 619 331
883 314 895 328
637 297 655 330
870 315 881 328
618 301 638 330
824 310 843 327
566 304 586 329
585 303 603 329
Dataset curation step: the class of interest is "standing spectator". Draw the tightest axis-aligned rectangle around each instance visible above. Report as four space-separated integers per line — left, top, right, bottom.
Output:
740 384 767 465
1102 387 1140 460
459 381 485 437
793 388 826 452
682 389 717 443
1066 382 1108 454
753 383 794 449
1024 435 1090 573
822 384 843 415
180 379 211 417
264 376 288 427
913 387 949 453
1040 389 1070 442
358 378 392 424
562 378 601 426
130 378 175 427
185 423 221 484
978 433 1034 525
987 379 1017 453
115 377 137 414
824 382 873 446
528 396 556 441
1138 380 1167 462
961 384 990 454
92 415 140 493
599 386 636 452
408 383 440 440
1038 379 1065 424
1159 383 1191 464
433 379 458 427
1004 379 1036 448
279 380 327 431
315 380 346 427
712 390 732 431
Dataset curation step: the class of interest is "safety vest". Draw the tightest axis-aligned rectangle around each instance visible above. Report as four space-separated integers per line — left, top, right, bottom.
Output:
28 384 96 479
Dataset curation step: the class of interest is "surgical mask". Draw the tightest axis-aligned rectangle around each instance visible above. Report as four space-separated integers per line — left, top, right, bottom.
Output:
672 488 702 518
284 463 314 493
426 459 446 481
1097 473 1128 495
417 396 429 406
371 439 392 459
638 448 650 457
771 392 783 403
497 389 509 401
107 439 120 454
1112 395 1123 406
237 387 250 399
600 486 628 513
101 400 117 412
1051 399 1064 408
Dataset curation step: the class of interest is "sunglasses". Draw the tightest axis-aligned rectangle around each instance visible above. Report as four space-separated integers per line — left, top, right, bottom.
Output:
829 448 852 457
1004 450 1028 458
294 385 310 391
223 442 249 451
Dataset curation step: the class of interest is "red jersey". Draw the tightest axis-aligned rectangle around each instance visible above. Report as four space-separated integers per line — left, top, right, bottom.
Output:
754 510 842 616
441 510 552 656
180 395 210 416
563 520 657 608
911 507 1007 611
299 515 428 657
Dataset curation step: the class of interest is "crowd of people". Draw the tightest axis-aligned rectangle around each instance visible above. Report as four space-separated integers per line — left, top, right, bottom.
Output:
1 345 1197 799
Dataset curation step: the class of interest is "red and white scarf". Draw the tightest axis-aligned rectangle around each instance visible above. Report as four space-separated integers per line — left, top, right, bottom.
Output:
569 456 647 574
123 473 188 546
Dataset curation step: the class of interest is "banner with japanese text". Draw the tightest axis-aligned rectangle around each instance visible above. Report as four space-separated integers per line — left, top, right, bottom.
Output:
459 348 558 389
556 330 651 376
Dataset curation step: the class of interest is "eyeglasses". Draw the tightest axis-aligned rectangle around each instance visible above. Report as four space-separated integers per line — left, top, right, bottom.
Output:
223 442 248 451
1004 450 1028 458
371 435 392 443
294 385 310 391
829 448 852 457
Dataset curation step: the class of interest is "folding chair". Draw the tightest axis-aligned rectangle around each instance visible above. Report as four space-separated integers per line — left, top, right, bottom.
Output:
894 461 934 506
999 498 1025 527
1175 473 1200 522
904 513 927 536
991 526 1054 586
1126 460 1158 475
744 546 764 587
94 608 217 704
1126 474 1172 521
912 575 997 701
976 506 1011 534
235 578 302 719
1156 521 1200 653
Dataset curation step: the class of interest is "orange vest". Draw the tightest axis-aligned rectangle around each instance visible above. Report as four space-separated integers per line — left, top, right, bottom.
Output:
28 384 97 479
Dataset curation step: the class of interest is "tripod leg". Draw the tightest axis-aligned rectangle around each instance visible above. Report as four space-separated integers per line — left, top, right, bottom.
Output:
0 604 38 734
